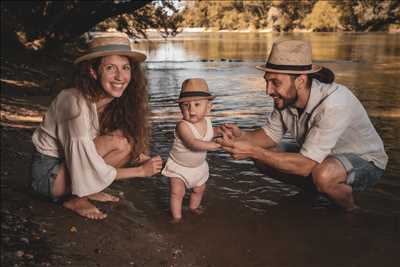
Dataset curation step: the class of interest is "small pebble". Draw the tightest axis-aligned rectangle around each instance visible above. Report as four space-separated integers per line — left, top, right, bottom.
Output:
20 237 29 244
15 250 24 257
25 253 34 259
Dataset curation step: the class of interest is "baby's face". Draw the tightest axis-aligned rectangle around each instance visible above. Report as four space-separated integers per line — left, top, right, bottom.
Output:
179 99 212 124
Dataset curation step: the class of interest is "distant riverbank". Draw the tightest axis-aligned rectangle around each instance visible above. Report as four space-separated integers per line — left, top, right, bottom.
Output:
146 27 400 35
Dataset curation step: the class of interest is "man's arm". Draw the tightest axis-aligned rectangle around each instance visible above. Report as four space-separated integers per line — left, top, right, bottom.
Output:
220 124 277 149
218 123 318 176
250 145 317 177
221 139 317 177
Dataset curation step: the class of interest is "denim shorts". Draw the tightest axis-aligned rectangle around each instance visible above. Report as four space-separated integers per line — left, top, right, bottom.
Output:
278 143 384 192
31 150 63 201
332 153 384 192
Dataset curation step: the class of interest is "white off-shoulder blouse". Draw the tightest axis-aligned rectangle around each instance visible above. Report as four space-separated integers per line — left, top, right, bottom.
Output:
32 88 116 197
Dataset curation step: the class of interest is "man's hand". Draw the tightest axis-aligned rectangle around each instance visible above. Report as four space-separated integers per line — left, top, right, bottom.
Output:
216 133 256 160
220 123 242 139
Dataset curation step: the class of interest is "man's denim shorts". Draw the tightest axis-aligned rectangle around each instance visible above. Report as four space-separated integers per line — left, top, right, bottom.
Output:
31 150 63 201
278 143 384 192
332 153 384 192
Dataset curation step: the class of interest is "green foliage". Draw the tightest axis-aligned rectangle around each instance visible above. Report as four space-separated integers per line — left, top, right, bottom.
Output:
179 0 399 32
1 1 182 52
181 0 272 30
333 0 400 31
303 1 343 31
98 1 183 39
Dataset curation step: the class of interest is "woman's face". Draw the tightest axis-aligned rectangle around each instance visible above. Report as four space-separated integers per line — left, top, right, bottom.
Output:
91 55 132 99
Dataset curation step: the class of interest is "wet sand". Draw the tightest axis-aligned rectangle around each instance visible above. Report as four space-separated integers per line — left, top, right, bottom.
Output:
2 37 400 266
2 124 399 267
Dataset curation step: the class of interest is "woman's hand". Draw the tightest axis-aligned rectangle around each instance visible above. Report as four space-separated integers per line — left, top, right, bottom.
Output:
137 153 151 164
140 155 163 177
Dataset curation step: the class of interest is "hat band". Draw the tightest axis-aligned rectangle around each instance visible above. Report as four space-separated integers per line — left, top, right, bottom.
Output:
179 91 211 99
90 44 131 53
266 62 312 71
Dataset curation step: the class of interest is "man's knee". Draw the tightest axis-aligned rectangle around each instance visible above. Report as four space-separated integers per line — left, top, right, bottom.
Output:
312 158 346 192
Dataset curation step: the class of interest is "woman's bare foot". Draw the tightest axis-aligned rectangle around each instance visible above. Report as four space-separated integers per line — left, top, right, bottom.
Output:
63 197 107 220
88 192 120 202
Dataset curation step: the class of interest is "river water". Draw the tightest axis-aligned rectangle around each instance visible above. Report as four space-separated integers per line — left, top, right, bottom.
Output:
129 32 400 211
113 32 399 266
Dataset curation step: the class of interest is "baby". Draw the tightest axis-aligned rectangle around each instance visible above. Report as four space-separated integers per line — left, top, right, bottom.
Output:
162 78 221 222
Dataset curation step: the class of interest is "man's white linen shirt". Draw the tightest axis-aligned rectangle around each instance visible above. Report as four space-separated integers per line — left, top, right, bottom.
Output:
262 79 388 170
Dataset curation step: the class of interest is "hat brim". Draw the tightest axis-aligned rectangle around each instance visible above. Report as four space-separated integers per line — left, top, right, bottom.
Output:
177 95 216 103
255 64 322 74
74 50 146 64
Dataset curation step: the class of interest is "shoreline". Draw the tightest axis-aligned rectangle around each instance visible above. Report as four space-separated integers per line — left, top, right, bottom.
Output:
2 37 400 267
145 27 400 34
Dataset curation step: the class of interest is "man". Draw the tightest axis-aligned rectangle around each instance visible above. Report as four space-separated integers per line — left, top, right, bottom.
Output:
218 39 388 211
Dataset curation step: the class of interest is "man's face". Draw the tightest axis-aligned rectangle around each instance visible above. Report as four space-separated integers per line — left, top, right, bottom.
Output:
264 72 297 110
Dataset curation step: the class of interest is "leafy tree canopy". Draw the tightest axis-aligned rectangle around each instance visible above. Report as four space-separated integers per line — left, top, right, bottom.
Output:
1 0 182 52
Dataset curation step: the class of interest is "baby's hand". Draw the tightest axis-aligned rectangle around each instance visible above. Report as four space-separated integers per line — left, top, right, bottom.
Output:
141 155 163 176
208 141 221 151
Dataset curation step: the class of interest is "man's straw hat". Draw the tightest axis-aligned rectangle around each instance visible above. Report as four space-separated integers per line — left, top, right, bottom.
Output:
256 39 322 74
74 32 146 64
177 78 216 103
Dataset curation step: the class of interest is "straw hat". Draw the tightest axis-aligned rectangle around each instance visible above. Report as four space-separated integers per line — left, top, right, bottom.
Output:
256 39 322 74
177 78 216 103
74 31 146 64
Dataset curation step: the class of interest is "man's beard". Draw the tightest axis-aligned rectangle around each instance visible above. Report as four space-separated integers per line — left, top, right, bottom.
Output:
275 84 298 110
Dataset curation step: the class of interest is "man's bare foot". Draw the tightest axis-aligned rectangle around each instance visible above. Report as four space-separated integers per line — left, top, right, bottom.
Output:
63 197 107 220
88 192 120 202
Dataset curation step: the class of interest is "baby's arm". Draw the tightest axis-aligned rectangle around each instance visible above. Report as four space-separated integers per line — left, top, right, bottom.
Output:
177 121 221 151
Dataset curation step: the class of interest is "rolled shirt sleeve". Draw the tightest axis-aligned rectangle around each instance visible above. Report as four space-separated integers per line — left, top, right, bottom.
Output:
262 109 285 144
300 105 352 163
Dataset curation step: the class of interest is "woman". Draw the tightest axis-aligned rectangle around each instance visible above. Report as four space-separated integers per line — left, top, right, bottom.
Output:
31 32 163 220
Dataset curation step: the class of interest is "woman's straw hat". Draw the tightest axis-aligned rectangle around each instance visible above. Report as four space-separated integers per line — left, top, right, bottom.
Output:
74 31 146 64
177 78 216 103
256 39 322 74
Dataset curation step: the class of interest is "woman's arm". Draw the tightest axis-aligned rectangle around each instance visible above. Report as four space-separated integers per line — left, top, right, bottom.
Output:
115 155 163 180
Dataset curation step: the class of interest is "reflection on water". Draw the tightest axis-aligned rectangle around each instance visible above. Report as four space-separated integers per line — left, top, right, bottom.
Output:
131 32 400 214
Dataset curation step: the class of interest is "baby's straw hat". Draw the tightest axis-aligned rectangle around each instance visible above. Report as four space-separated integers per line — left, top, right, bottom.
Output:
256 39 322 74
74 31 146 64
177 78 216 103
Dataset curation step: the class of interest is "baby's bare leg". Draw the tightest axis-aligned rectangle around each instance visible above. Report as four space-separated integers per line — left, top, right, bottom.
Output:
170 177 186 222
189 183 206 213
